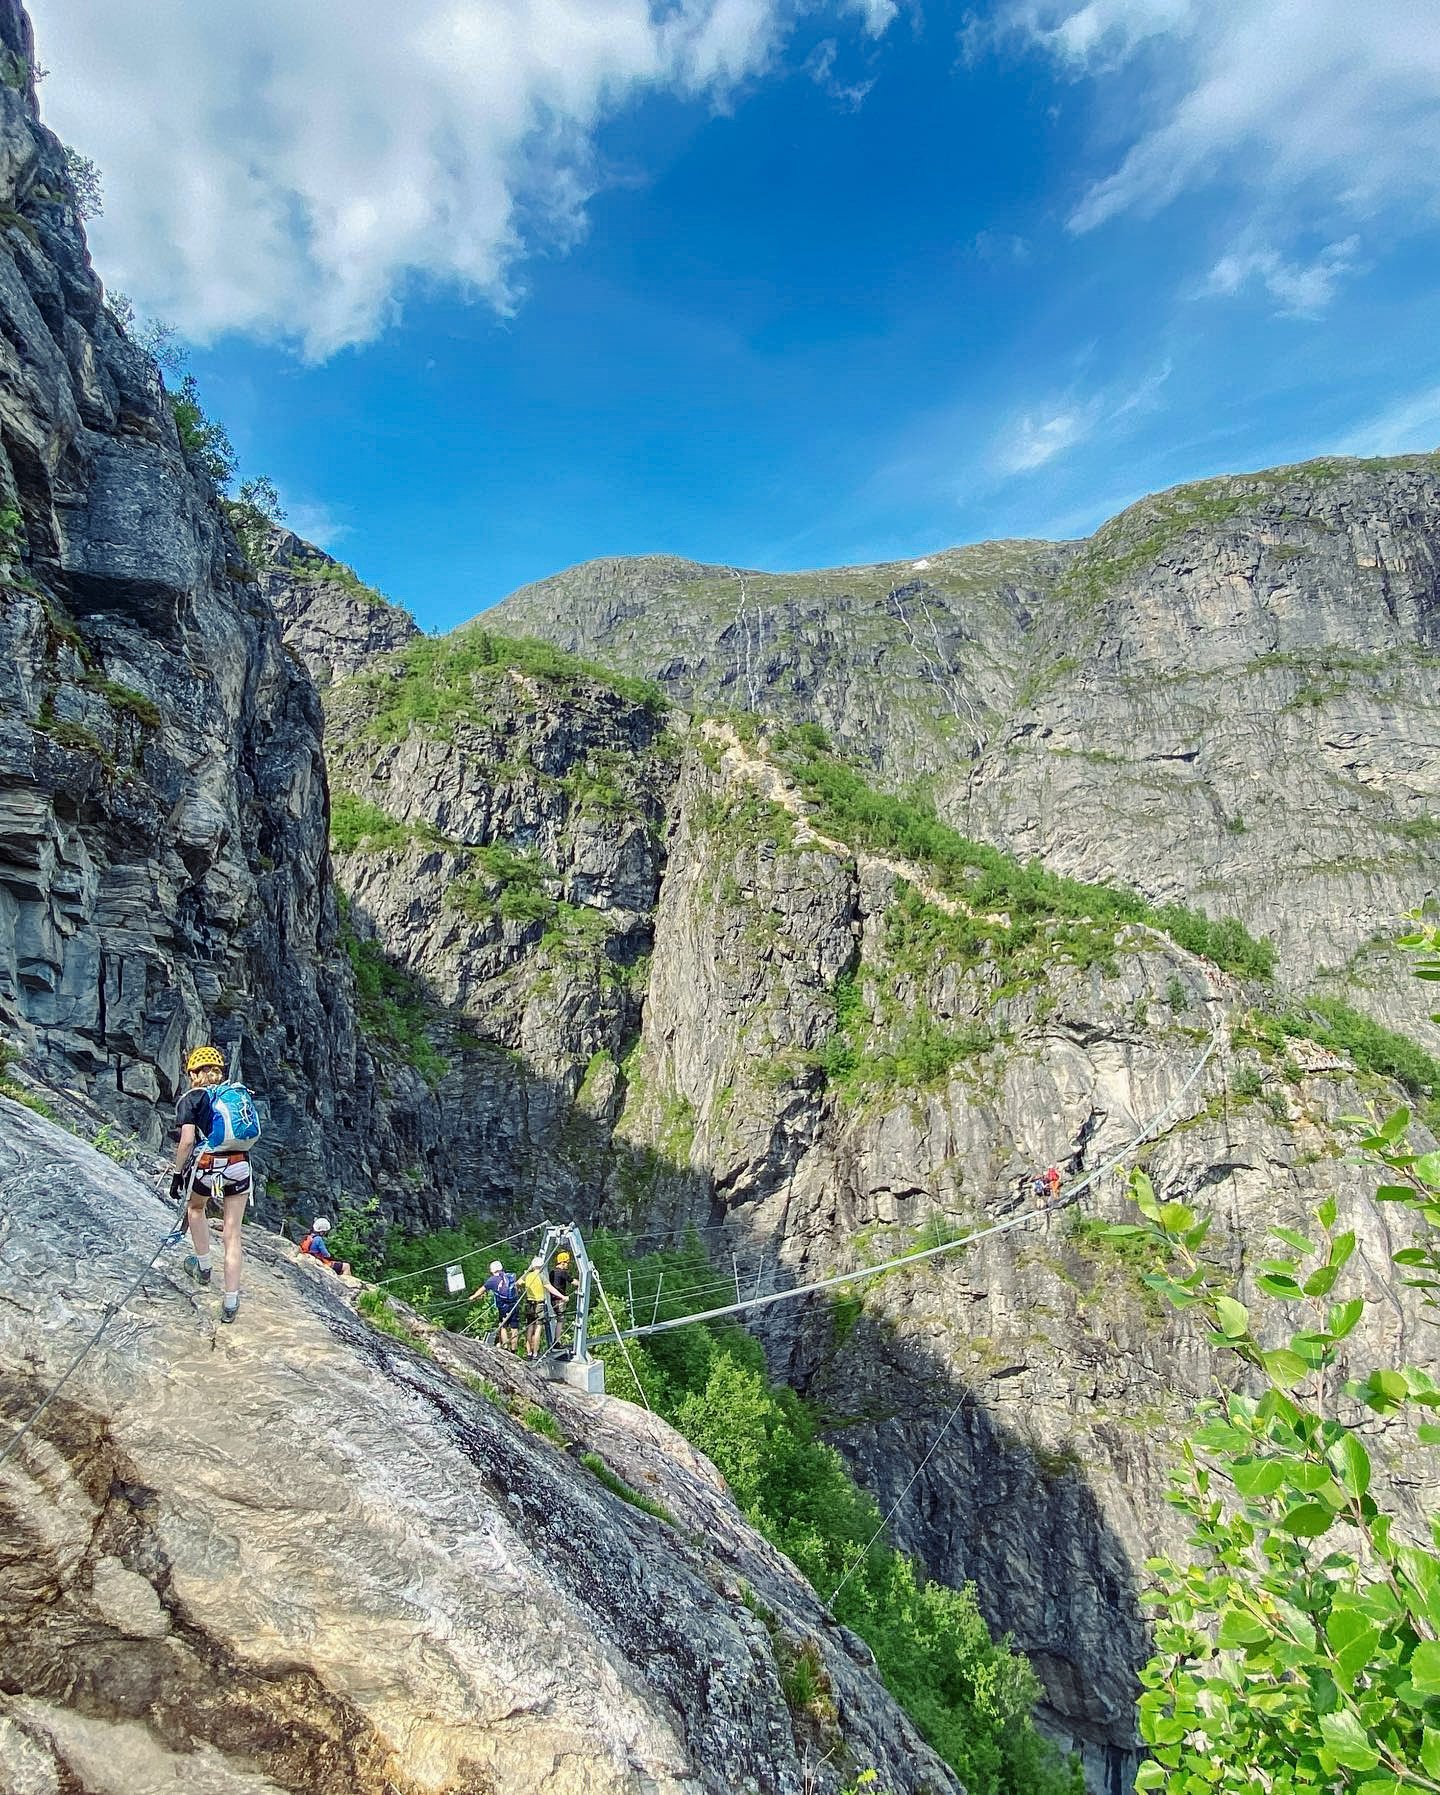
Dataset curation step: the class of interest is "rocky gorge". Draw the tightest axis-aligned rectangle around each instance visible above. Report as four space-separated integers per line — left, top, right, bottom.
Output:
1 0 1439 1787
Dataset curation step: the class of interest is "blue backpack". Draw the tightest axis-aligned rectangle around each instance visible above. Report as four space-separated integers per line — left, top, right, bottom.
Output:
206 1081 262 1153
492 1272 519 1313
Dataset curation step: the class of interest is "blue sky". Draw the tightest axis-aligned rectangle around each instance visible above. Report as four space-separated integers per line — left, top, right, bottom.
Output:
28 0 1440 632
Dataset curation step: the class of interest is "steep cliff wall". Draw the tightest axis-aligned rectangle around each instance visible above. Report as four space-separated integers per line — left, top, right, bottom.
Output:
0 2 351 1185
591 726 1438 1788
490 464 1440 1042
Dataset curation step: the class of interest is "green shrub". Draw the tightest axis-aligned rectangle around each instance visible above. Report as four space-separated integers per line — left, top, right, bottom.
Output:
338 905 448 1084
777 738 1275 982
521 1403 565 1442
222 476 285 569
169 374 236 485
330 793 414 855
356 1287 433 1357
1232 1064 1263 1098
62 146 102 219
91 679 161 729
295 552 392 609
362 625 666 743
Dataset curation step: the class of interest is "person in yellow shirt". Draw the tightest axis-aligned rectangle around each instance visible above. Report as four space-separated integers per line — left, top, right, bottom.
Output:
519 1256 566 1359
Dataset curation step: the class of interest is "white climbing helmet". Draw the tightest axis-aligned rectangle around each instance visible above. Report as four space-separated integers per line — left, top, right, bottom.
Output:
489 1260 503 1274
312 1217 332 1234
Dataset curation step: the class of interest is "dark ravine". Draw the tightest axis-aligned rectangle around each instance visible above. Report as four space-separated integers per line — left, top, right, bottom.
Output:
1 1 1439 1788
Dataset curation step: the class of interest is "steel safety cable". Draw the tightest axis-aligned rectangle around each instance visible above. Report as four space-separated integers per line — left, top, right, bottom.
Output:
590 1021 1224 1345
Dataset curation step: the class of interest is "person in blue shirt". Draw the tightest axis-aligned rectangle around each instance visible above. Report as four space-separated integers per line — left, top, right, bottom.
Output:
473 1259 521 1351
297 1217 351 1277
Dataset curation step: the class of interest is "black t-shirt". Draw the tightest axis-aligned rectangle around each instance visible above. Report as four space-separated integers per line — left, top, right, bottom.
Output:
175 1086 213 1143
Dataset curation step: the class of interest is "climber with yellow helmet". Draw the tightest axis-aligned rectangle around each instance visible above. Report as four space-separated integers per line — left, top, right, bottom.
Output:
170 1043 261 1324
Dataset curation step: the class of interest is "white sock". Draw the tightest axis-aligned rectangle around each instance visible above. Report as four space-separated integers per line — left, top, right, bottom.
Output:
195 1254 212 1272
222 1290 239 1308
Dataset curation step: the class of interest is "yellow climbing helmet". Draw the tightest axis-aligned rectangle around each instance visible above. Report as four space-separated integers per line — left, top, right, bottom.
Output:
185 1044 225 1075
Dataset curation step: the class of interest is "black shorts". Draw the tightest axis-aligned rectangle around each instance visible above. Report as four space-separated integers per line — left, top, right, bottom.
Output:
525 1299 545 1324
498 1303 523 1329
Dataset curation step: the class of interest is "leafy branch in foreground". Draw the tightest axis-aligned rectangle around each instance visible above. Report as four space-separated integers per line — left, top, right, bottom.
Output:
1101 916 1440 1793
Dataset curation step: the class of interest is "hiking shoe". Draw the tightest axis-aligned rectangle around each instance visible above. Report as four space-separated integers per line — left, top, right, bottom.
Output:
220 1294 240 1324
183 1255 212 1287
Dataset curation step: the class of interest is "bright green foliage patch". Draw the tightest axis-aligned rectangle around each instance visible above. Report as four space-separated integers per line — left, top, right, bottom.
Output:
90 679 161 730
169 374 236 485
580 1451 674 1521
296 553 395 610
1244 999 1440 1132
362 625 667 742
777 738 1275 981
330 793 422 855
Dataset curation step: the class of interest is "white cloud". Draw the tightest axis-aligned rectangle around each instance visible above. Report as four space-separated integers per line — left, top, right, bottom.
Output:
1205 237 1360 316
844 0 900 34
993 361 1169 475
971 228 1031 263
997 405 1097 474
1336 385 1440 459
29 0 876 359
993 0 1440 239
283 499 351 551
804 37 877 108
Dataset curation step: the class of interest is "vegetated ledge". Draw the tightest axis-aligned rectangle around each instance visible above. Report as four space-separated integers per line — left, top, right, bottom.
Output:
765 723 1277 983
355 622 670 742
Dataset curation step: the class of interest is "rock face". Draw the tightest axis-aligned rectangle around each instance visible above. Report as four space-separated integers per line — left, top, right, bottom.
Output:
0 1095 959 1795
0 0 343 1180
0 2 1437 1787
490 466 1440 1040
262 529 418 686
591 725 1439 1789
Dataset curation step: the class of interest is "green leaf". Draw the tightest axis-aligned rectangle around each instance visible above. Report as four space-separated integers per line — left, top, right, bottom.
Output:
1256 1272 1305 1299
1416 1151 1440 1190
1217 1605 1269 1647
1327 1298 1365 1340
1232 1457 1287 1498
1326 1605 1380 1684
1418 1423 1440 1445
1377 1368 1410 1402
1214 1296 1249 1338
1279 1501 1335 1537
1376 1184 1415 1204
1303 1264 1339 1298
1134 1766 1167 1792
1338 1433 1371 1500
1272 1226 1314 1253
1263 1349 1310 1387
1132 1171 1160 1221
1411 1638 1440 1694
1381 1104 1412 1142
1318 1708 1380 1770
1327 1229 1356 1269
1159 1201 1196 1233
1421 1726 1440 1780
1317 1193 1338 1229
